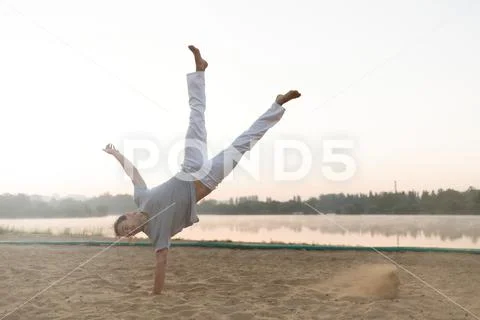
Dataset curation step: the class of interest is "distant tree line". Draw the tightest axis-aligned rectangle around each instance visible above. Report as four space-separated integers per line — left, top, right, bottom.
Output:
0 193 136 218
198 188 480 215
1 187 480 218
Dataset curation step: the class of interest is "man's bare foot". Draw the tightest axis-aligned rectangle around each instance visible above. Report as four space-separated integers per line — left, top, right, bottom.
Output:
275 90 301 106
188 45 208 72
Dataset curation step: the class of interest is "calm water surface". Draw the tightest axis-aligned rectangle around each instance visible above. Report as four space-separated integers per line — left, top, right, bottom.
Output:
1 214 479 249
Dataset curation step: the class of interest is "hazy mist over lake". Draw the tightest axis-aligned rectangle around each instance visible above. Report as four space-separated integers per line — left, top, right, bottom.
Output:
2 214 479 249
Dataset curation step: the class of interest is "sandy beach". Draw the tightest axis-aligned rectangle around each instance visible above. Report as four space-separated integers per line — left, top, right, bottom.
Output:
1 242 479 320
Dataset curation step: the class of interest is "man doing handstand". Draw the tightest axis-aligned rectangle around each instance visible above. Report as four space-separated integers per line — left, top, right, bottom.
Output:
103 45 301 294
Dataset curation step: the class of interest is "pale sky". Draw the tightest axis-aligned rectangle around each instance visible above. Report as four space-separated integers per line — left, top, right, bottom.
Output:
0 0 479 201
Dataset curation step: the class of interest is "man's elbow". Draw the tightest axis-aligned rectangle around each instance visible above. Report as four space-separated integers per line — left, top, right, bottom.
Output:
156 248 168 261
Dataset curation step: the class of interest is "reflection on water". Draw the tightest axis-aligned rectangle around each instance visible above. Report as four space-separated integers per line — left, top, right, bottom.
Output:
0 215 479 249
180 215 480 249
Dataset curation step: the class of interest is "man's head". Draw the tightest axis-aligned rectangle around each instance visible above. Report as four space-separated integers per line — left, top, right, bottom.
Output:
113 212 146 237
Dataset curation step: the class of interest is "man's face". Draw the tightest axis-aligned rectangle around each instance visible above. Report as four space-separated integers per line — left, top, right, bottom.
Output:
117 212 141 237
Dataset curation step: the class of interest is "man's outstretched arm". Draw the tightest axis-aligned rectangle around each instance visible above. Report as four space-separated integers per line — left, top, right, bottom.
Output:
152 248 168 294
103 143 147 188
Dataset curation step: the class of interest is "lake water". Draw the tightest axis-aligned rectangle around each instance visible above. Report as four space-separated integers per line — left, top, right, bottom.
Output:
1 214 479 249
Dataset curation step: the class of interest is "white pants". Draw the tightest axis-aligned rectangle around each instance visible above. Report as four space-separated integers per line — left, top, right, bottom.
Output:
179 72 286 190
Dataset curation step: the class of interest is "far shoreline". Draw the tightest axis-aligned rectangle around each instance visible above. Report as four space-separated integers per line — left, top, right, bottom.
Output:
1 212 480 219
1 233 480 255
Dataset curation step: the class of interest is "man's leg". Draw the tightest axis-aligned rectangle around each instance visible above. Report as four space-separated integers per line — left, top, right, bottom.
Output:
181 46 209 173
198 90 301 190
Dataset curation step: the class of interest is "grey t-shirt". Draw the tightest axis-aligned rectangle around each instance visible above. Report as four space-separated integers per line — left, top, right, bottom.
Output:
134 174 199 250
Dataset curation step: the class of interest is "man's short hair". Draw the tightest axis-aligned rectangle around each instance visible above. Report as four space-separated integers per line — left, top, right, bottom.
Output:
113 214 127 236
